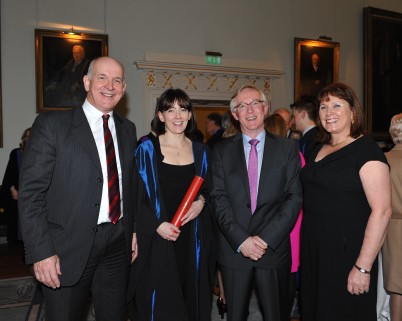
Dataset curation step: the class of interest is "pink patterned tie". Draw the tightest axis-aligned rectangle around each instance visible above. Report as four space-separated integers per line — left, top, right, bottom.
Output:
248 139 259 214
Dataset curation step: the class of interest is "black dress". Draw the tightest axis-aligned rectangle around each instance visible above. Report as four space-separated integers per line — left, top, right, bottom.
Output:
300 136 388 321
128 138 215 321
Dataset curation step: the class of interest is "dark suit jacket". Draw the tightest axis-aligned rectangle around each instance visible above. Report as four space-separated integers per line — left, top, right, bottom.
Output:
210 131 302 270
299 126 319 162
206 128 224 148
18 107 137 286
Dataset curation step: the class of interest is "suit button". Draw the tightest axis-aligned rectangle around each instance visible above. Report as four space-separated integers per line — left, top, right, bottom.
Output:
97 177 103 183
95 202 100 208
246 204 251 208
93 227 98 232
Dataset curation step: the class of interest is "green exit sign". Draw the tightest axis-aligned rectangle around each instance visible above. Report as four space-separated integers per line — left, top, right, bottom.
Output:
205 52 222 65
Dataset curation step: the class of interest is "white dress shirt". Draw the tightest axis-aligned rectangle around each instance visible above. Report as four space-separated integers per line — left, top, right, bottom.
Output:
83 100 123 224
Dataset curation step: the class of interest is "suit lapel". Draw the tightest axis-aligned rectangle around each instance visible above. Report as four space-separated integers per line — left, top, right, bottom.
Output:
72 108 102 173
256 131 274 207
232 134 251 201
114 113 130 189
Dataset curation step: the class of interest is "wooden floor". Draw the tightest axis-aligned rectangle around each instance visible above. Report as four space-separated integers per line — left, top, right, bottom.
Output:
0 241 32 279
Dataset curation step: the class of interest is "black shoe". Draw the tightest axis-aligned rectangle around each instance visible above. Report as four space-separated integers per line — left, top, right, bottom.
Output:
216 297 227 319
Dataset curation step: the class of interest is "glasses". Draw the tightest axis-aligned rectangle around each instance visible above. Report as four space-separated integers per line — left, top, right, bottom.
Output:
234 100 264 112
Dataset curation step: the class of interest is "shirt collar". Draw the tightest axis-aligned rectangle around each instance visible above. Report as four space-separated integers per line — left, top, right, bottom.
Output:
242 130 266 146
82 99 113 126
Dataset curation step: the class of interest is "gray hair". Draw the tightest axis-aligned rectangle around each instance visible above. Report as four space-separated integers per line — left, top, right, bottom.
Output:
389 113 402 144
229 85 268 112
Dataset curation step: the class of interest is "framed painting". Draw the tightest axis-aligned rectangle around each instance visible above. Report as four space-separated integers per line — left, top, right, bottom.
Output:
35 29 108 112
294 38 340 102
364 7 402 141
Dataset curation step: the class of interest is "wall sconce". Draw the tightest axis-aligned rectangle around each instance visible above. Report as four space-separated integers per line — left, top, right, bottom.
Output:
63 26 82 36
318 35 332 41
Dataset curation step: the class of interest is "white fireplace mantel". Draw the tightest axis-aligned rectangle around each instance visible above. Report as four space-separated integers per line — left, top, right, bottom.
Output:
134 53 284 124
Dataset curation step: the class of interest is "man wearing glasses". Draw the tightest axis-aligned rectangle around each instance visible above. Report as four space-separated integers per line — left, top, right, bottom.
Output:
210 85 302 321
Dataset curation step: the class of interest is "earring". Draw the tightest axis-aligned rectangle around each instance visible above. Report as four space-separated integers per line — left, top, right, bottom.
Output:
351 115 355 125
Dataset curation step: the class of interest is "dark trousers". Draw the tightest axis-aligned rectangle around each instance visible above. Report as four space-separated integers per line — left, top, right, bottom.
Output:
42 220 129 321
220 265 290 321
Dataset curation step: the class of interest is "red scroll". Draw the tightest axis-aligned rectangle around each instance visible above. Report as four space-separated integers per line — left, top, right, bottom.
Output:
171 175 204 228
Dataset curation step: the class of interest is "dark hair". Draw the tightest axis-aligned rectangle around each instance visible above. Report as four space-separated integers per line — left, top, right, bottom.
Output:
290 96 317 121
316 82 365 144
152 88 196 136
207 112 223 127
264 114 287 137
20 127 32 150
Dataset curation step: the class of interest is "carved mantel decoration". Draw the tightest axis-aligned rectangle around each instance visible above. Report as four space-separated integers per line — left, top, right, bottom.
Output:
134 54 284 124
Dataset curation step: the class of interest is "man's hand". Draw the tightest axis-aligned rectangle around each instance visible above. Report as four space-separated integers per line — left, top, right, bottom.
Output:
131 233 138 263
33 255 62 289
239 236 268 261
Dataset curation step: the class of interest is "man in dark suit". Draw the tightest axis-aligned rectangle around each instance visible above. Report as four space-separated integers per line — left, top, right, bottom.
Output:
19 57 138 321
210 85 302 321
290 97 319 161
206 112 224 148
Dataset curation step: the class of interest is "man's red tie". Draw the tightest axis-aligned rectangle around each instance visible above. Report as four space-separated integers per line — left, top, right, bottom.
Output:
102 114 121 225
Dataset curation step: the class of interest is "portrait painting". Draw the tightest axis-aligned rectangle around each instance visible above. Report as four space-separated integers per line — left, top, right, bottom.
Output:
294 38 340 102
364 7 402 141
35 29 108 112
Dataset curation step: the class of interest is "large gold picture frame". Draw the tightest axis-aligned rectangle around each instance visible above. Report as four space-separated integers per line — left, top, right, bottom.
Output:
294 38 340 102
35 29 108 112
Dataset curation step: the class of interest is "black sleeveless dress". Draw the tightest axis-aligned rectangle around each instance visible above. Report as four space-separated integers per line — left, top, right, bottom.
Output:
300 135 388 321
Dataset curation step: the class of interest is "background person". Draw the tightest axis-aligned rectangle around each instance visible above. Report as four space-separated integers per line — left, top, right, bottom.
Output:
0 127 31 243
205 112 224 148
19 57 138 321
222 111 239 138
274 108 301 140
382 113 402 321
264 113 305 318
128 88 215 321
300 82 391 321
290 97 319 161
210 85 302 321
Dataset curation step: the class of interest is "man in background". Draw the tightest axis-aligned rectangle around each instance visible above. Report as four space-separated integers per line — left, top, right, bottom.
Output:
206 112 224 148
19 57 138 321
274 108 301 140
290 97 319 161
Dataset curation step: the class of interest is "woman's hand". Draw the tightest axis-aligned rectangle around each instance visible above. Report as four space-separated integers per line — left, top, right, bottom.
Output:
181 197 205 226
157 222 180 241
10 185 18 200
347 267 370 295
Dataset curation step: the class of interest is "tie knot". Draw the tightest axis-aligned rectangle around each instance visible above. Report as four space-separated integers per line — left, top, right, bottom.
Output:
249 139 259 146
102 114 110 124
